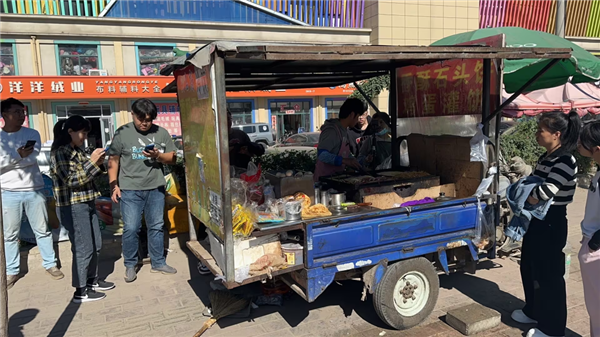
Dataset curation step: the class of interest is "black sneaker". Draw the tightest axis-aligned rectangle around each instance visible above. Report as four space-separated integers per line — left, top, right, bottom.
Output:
197 262 211 275
72 287 106 303
87 280 115 291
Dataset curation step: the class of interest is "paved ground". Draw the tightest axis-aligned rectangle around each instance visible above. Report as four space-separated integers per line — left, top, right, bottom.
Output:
6 189 592 337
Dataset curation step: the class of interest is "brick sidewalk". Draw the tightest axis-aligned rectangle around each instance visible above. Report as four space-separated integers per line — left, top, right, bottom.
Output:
6 189 592 337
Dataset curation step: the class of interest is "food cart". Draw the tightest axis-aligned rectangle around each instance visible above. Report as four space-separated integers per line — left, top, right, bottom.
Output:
161 40 571 330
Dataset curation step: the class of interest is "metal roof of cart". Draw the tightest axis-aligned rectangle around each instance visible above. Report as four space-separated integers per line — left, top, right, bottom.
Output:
161 41 572 93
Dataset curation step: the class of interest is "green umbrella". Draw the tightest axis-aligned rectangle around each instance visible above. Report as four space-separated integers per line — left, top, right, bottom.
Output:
431 27 600 93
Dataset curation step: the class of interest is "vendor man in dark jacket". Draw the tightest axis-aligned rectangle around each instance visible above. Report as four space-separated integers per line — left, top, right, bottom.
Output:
228 109 265 169
314 98 364 181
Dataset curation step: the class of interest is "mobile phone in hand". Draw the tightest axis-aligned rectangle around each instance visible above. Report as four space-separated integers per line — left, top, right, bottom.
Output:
24 140 36 149
104 145 110 152
144 143 155 152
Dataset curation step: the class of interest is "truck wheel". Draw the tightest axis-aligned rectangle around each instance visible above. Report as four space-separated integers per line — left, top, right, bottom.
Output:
373 257 439 330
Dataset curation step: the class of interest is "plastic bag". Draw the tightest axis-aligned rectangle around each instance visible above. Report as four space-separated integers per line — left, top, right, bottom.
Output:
474 167 497 198
376 157 392 170
264 183 275 203
470 124 489 163
231 178 248 206
473 199 495 250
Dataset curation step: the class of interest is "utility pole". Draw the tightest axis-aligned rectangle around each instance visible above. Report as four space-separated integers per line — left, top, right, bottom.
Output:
555 0 566 38
0 182 7 337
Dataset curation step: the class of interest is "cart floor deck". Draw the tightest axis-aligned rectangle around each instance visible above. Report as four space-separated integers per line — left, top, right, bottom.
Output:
186 240 303 289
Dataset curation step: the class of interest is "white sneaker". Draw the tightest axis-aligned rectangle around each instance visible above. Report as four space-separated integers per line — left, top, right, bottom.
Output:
511 309 538 324
526 328 565 337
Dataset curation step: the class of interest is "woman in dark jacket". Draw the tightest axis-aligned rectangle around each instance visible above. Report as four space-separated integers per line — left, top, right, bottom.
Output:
511 110 580 337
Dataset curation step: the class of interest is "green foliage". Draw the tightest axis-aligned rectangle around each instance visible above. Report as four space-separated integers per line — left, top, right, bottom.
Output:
254 150 317 173
349 75 391 103
500 118 545 168
574 151 595 175
500 118 595 175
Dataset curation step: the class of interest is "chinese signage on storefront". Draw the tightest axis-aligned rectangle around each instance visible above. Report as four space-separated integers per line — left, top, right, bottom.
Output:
154 103 181 136
0 76 177 100
0 76 359 100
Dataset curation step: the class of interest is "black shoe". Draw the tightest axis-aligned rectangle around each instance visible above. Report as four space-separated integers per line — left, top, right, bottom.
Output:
87 280 115 291
72 287 106 303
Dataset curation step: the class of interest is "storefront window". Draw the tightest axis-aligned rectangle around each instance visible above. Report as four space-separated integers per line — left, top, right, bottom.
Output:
58 44 100 76
55 104 113 149
138 46 174 76
326 98 346 119
0 43 16 76
227 101 253 125
269 100 311 141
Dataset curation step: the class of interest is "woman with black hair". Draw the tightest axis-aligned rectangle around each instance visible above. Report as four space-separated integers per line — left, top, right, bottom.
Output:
576 121 600 337
357 112 392 170
50 115 115 303
511 110 581 337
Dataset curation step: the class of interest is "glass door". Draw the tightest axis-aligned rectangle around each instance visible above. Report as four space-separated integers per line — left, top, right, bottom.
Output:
55 103 114 149
269 100 312 141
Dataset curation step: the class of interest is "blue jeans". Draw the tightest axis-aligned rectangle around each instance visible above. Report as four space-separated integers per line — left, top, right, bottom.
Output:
2 190 56 275
58 201 101 288
120 187 166 269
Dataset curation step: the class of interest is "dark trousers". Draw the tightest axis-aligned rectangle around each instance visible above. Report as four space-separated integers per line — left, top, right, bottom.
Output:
58 201 102 289
520 205 568 336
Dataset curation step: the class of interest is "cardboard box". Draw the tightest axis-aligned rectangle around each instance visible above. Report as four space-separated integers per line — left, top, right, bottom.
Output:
265 172 315 202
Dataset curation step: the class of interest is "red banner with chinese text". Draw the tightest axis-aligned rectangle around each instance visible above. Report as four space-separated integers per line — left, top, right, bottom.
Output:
397 59 492 118
154 103 181 136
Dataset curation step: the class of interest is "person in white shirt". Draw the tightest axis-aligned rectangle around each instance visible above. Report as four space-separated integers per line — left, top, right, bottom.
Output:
0 98 64 289
577 121 600 337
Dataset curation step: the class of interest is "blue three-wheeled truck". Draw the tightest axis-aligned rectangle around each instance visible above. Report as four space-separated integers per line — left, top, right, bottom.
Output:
161 39 572 330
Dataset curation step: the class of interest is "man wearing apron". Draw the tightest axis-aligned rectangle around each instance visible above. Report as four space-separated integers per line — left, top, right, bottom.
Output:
314 98 365 182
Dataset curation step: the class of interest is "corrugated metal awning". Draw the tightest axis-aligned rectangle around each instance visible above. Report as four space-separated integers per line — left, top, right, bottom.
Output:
161 42 573 93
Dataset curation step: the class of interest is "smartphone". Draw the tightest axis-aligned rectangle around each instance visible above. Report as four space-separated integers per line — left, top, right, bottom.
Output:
24 140 36 149
104 145 110 152
144 143 155 152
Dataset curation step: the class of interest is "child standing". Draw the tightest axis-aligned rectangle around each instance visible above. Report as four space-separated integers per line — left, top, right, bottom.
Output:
577 121 600 337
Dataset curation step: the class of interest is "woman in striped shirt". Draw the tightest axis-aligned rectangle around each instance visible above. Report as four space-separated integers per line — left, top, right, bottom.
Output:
511 110 580 337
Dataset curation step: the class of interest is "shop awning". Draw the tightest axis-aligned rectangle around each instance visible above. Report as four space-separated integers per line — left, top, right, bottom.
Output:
161 41 573 94
502 82 600 117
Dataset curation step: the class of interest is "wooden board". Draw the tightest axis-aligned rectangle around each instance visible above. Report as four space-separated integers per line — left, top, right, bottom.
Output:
364 183 456 210
186 240 224 276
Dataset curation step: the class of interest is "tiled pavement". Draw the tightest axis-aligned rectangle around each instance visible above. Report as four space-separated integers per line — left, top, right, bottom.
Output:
7 189 592 337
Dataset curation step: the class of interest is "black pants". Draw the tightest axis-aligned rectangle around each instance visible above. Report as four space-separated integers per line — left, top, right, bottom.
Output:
58 201 101 289
520 205 568 336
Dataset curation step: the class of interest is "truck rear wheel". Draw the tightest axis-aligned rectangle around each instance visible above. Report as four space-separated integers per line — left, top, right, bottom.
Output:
373 257 439 330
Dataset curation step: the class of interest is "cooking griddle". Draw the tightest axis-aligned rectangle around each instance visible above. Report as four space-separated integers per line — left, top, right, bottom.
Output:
320 171 440 203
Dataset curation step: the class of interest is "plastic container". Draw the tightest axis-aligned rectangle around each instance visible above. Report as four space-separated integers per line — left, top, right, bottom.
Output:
284 200 302 221
282 243 303 266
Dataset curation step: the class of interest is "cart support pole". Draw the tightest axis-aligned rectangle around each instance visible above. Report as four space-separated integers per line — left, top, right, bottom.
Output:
482 58 561 126
389 71 399 168
0 181 8 337
353 81 381 114
481 59 491 137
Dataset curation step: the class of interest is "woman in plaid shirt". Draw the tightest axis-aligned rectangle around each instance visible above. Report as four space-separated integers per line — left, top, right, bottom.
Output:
50 115 115 303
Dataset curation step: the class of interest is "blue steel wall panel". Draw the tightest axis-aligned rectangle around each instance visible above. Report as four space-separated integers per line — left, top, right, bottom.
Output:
105 0 293 25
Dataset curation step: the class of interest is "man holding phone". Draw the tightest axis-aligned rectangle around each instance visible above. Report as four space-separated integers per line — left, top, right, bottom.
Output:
0 98 64 289
107 99 177 283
